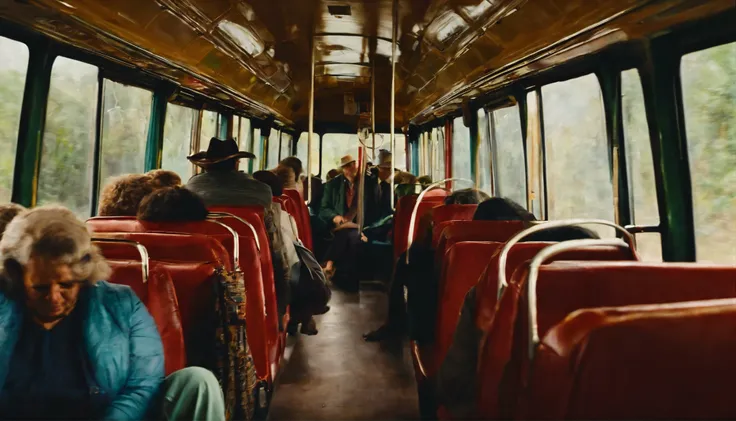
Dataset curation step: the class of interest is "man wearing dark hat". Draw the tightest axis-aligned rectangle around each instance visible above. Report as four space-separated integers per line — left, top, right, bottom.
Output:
318 154 363 291
186 137 272 208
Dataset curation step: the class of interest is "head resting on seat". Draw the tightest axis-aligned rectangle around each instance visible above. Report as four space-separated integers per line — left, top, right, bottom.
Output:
445 188 490 205
137 186 208 222
253 170 283 197
98 174 155 216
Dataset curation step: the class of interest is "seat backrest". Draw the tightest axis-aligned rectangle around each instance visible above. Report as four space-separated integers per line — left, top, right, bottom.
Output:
93 232 229 268
283 189 313 250
435 220 526 263
435 241 503 370
107 259 186 375
526 299 736 419
87 217 234 271
430 204 478 244
476 245 639 419
393 194 445 261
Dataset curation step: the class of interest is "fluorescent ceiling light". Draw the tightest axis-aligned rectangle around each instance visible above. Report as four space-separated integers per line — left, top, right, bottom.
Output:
218 20 264 56
460 1 492 20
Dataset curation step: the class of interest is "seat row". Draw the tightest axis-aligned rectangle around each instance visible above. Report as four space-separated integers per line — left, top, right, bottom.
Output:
89 190 312 419
397 199 736 419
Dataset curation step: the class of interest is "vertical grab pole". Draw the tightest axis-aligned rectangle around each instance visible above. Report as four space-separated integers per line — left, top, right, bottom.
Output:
306 38 315 205
371 59 376 161
390 0 397 210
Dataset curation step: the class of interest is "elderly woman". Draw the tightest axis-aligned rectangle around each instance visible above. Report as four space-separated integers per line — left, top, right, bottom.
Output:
0 206 225 420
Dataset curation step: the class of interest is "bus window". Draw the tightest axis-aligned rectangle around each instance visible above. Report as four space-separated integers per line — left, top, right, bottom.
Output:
452 116 471 183
252 127 262 171
431 127 445 182
0 37 28 202
622 69 661 261
527 90 544 218
238 117 251 151
201 110 218 140
542 74 614 236
266 128 280 168
681 41 736 264
297 132 319 176
322 133 357 180
492 105 526 208
162 103 196 180
37 57 98 218
98 80 152 184
232 117 241 144
477 109 492 194
280 132 293 160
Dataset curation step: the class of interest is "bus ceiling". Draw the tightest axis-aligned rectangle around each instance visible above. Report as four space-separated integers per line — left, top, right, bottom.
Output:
0 0 732 130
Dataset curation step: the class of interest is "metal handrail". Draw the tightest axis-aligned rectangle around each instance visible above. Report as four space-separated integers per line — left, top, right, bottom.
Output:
526 239 630 360
204 217 241 270
91 237 149 283
405 177 474 264
207 212 261 252
497 219 635 297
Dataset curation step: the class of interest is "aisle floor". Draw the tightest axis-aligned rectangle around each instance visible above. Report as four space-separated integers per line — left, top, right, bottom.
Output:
268 289 420 421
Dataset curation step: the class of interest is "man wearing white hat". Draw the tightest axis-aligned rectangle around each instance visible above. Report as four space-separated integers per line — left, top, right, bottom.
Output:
318 154 362 291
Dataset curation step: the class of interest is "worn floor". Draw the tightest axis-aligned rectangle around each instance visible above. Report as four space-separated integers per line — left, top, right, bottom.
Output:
268 288 420 421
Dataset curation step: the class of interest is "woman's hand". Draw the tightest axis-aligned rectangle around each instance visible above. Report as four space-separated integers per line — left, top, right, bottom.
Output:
333 215 345 225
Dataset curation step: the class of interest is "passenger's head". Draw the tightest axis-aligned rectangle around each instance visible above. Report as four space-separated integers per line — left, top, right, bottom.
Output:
136 187 208 222
525 225 600 242
0 203 27 242
98 174 155 216
473 197 536 223
146 169 182 189
279 156 303 179
274 164 296 189
340 155 358 180
445 188 490 205
253 170 283 197
394 171 417 185
417 175 433 188
0 206 110 321
326 169 340 181
377 152 393 181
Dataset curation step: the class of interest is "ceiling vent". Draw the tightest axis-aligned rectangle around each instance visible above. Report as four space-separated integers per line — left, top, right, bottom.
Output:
328 4 352 16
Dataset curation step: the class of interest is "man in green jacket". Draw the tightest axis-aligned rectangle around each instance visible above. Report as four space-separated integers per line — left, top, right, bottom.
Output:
319 155 363 291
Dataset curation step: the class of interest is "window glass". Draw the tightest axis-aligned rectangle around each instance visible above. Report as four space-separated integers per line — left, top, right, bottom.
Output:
238 117 252 152
280 132 293 160
0 37 28 202
201 110 218 140
322 133 357 180
431 127 446 182
452 116 472 183
526 90 543 218
266 129 280 169
162 103 195 181
493 105 527 208
233 117 241 145
542 74 614 236
392 132 407 171
37 57 98 218
418 131 427 176
681 42 736 263
98 80 151 185
636 233 663 262
297 132 320 176
477 109 492 194
251 127 262 171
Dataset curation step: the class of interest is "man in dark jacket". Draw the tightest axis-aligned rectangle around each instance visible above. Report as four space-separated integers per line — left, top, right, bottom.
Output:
319 155 364 291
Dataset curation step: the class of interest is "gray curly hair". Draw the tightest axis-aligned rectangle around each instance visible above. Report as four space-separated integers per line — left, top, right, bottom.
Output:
0 205 111 297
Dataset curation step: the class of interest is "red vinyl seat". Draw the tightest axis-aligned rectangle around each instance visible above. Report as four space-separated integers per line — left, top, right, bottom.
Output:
435 220 526 263
479 260 736 420
526 298 736 419
430 205 478 246
106 259 186 375
283 188 313 250
412 241 503 387
394 194 446 262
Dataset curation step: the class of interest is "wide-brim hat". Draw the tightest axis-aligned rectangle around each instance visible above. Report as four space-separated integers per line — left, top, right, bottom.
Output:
188 137 255 168
340 155 356 167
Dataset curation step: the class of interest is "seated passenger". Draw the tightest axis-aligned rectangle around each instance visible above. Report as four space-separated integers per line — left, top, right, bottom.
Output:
186 137 271 208
277 156 304 197
253 170 301 330
0 206 224 420
364 189 490 342
325 169 339 182
137 186 208 222
436 220 598 419
0 203 26 241
417 175 433 190
98 174 155 216
146 169 182 189
319 155 366 291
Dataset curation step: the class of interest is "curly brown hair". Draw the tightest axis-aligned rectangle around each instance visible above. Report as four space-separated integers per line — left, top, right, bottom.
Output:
146 169 182 189
98 174 155 216
0 203 26 242
137 186 208 222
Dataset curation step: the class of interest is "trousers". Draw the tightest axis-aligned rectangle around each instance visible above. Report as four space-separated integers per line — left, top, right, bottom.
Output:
162 367 226 421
